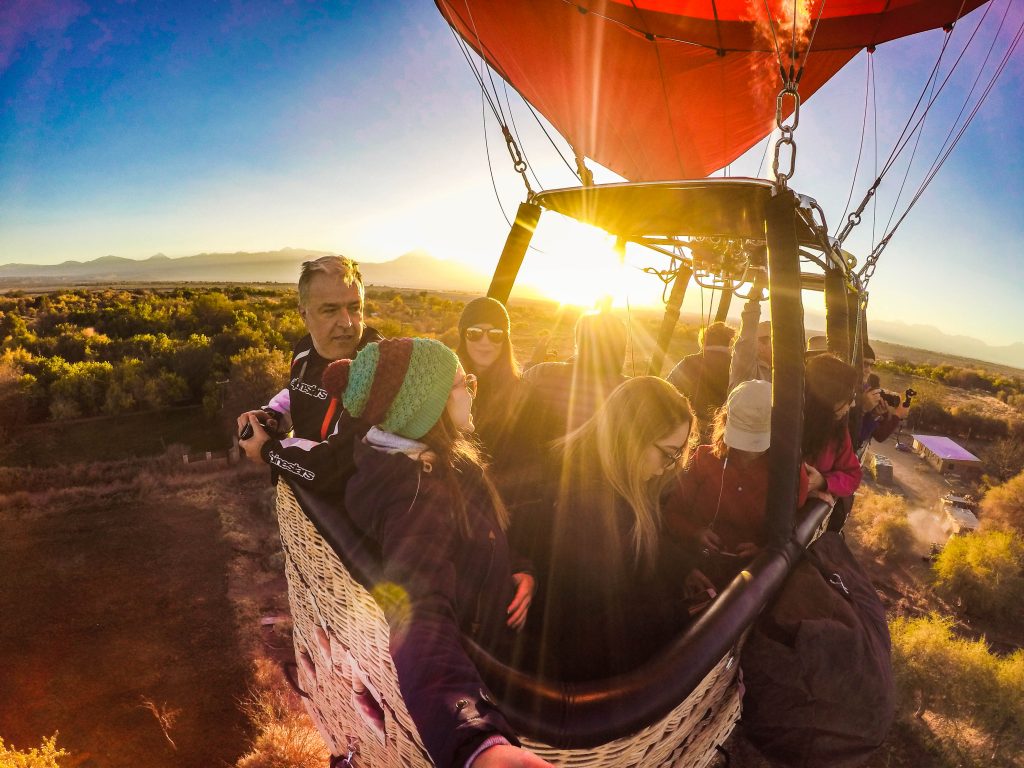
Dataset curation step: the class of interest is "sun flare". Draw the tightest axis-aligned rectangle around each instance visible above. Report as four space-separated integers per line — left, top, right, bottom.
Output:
514 214 660 309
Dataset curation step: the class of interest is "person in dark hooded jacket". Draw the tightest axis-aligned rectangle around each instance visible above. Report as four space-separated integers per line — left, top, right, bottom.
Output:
321 337 549 768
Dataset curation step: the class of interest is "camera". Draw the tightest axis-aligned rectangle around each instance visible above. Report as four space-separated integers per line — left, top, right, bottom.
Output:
239 408 286 441
879 390 902 408
867 373 916 409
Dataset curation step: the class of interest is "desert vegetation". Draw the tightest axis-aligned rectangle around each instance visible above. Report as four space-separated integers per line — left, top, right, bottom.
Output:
846 488 915 557
890 614 1024 767
877 358 1024 412
3 286 1023 767
0 735 67 768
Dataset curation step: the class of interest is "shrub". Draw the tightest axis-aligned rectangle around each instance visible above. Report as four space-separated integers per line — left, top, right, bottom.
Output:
932 530 1024 620
848 488 914 557
0 734 68 768
890 614 1024 765
235 658 327 768
981 469 1024 535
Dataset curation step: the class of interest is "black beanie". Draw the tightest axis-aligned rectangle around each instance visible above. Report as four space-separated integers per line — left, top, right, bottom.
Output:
459 297 511 336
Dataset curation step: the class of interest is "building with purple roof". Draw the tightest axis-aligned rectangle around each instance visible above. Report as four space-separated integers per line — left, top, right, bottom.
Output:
911 435 983 475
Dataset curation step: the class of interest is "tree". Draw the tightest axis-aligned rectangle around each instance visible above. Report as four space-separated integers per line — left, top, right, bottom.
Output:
218 347 291 427
48 361 114 419
932 530 1024 620
847 488 914 557
169 334 216 400
981 470 1024 535
889 614 1024 764
982 438 1024 485
0 734 68 768
191 291 236 333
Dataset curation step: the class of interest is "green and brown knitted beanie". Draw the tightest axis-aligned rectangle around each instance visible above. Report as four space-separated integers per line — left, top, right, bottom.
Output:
322 338 459 439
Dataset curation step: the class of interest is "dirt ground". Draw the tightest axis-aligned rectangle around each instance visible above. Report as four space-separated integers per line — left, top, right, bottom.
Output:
0 466 276 767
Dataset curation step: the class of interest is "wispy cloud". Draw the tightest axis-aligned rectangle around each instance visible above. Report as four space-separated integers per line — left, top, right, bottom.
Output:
0 0 89 75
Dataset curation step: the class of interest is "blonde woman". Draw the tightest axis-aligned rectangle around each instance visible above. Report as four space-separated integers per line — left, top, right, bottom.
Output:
512 376 697 681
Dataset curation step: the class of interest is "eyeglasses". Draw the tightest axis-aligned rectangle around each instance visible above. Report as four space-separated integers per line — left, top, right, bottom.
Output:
656 444 686 470
465 327 506 343
455 373 478 398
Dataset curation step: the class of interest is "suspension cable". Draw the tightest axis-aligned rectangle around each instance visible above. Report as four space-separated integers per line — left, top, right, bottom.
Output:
480 90 513 229
917 0 1014 193
880 52 943 239
862 10 1024 285
838 0 982 245
629 0 686 174
442 3 534 195
835 51 873 236
502 81 543 191
521 99 582 183
795 0 828 82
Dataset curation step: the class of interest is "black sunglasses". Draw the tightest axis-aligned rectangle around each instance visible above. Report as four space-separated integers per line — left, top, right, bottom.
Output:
465 327 506 343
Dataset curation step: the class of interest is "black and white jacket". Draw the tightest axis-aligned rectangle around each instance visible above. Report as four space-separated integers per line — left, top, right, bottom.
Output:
259 327 383 494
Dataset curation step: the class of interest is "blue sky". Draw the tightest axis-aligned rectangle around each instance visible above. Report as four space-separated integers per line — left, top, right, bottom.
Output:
1 0 1022 345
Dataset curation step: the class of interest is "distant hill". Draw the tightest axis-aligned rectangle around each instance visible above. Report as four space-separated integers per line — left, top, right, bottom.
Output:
866 318 1024 372
0 248 498 293
0 248 335 283
2 249 1020 369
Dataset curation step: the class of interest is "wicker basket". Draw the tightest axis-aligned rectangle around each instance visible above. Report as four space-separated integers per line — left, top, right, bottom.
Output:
276 482 741 767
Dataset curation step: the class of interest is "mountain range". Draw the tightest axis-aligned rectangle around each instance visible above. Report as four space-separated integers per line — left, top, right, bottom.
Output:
2 249 1021 370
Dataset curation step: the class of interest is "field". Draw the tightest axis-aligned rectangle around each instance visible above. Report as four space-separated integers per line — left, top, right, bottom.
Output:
1 284 1023 767
0 466 277 767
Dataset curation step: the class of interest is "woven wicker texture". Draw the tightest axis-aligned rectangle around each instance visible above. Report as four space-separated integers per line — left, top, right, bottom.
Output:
276 482 741 767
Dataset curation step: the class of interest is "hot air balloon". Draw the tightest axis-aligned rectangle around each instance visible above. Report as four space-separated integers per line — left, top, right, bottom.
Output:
276 2 1016 765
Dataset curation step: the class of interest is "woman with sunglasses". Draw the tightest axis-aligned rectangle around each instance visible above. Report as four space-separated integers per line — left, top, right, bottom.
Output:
321 338 548 768
512 376 699 681
802 353 864 507
455 298 525 467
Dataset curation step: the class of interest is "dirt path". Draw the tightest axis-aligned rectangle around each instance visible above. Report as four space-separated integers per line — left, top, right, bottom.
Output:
0 473 255 767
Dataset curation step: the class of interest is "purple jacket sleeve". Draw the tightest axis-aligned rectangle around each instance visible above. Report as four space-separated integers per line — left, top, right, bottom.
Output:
348 472 518 768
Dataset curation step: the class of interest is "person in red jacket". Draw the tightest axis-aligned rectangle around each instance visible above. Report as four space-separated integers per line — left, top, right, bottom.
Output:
803 353 864 506
664 380 815 589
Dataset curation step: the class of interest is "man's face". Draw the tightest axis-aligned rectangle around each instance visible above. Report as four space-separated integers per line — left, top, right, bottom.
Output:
298 272 365 361
862 358 875 386
757 334 772 365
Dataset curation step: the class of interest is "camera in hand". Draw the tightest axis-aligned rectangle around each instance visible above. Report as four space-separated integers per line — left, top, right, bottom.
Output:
867 373 915 409
239 408 286 441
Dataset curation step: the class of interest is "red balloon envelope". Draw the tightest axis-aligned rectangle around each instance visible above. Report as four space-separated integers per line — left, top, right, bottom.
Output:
437 0 989 181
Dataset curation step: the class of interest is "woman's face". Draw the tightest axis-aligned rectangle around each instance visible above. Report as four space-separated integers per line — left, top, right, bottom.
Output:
463 323 504 372
833 397 854 421
641 420 692 481
446 364 476 433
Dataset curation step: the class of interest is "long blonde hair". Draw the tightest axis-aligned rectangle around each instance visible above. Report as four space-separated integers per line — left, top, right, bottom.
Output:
559 376 694 565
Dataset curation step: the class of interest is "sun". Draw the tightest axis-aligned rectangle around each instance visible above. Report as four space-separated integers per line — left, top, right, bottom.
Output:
515 214 658 309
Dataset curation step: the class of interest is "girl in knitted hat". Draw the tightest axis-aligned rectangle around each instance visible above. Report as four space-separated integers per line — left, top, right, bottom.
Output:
512 376 699 682
456 297 525 470
803 353 864 506
322 338 549 768
663 380 814 590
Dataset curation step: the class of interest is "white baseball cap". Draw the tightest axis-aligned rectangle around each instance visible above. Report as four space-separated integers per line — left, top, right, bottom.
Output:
724 380 772 452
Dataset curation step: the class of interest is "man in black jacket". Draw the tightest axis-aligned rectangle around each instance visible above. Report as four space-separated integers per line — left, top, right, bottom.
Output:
236 255 382 493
